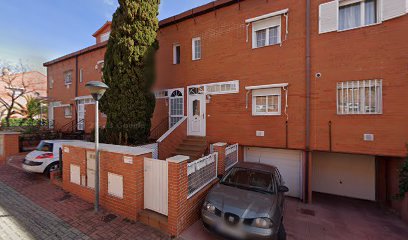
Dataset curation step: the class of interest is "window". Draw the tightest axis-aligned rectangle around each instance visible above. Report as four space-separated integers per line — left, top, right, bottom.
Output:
252 16 281 48
154 90 168 99
173 44 181 64
205 80 239 95
79 68 83 83
36 141 53 152
100 31 111 42
64 105 72 118
252 88 281 116
337 79 382 114
108 172 123 198
64 70 73 85
192 37 201 60
339 0 377 31
49 77 54 89
169 89 184 128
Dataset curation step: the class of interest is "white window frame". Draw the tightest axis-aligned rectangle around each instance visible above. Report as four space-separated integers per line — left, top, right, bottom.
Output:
336 79 382 115
192 37 201 61
108 172 124 199
49 77 54 89
252 88 282 116
79 68 83 83
100 31 111 42
201 80 240 95
251 15 282 49
338 0 380 31
169 88 184 128
173 44 181 64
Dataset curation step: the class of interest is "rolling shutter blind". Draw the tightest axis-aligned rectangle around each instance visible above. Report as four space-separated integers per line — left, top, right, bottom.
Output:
382 0 408 21
319 0 339 34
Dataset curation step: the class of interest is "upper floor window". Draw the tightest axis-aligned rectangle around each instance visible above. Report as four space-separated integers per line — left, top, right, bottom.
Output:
79 68 83 83
339 0 377 31
337 79 382 115
100 31 111 42
252 88 281 116
173 44 181 64
252 15 281 49
64 70 73 85
49 77 54 89
192 37 201 60
64 105 73 118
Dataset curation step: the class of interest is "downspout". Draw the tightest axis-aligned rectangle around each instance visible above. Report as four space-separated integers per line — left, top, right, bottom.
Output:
305 0 311 203
75 56 79 129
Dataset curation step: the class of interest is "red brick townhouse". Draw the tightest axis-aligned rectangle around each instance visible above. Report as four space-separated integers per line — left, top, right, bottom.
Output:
44 0 408 215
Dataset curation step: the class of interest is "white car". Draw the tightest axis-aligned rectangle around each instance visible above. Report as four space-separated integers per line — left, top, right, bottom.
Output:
22 140 83 176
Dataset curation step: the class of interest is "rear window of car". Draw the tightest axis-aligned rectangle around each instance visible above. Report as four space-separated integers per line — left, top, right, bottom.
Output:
37 141 53 152
221 167 277 194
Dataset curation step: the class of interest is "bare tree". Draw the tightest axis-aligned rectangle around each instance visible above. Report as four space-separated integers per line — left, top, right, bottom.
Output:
0 62 34 127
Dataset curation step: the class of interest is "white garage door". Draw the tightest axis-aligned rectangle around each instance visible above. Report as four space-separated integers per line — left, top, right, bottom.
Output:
312 152 375 201
245 147 303 199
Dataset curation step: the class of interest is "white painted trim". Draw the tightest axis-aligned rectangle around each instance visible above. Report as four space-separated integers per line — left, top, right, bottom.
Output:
74 95 93 101
245 83 288 90
187 93 206 137
173 44 180 64
245 8 289 23
192 37 201 61
157 116 187 143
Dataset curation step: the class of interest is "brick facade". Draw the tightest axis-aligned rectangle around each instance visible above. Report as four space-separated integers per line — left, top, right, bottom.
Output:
158 118 187 159
61 145 150 220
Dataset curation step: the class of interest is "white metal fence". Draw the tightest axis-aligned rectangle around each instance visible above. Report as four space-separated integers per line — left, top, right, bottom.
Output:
187 152 218 199
225 143 238 171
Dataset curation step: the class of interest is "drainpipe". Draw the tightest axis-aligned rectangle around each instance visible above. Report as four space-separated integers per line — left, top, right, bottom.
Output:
75 56 79 129
305 0 311 203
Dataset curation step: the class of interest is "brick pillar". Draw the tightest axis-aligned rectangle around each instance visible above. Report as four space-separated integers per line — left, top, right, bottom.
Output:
0 132 20 165
167 155 189 237
213 142 227 177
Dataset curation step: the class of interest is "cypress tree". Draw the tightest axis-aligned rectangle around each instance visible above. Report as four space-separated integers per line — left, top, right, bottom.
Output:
100 0 160 145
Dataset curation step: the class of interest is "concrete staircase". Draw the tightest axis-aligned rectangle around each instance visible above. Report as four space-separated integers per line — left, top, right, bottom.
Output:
172 136 207 161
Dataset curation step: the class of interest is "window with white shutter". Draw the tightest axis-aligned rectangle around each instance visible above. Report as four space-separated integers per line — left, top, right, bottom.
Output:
251 15 282 49
319 0 339 34
382 0 408 21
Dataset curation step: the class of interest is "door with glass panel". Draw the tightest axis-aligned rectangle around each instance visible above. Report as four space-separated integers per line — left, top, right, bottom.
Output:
169 89 184 128
188 93 206 136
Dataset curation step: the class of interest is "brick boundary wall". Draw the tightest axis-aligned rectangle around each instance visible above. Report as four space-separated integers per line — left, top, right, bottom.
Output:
0 132 20 165
167 154 222 237
158 118 187 159
61 145 151 221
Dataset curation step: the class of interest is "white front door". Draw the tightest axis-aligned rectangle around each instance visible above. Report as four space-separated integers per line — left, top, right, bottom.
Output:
48 105 54 129
188 94 206 136
77 103 85 131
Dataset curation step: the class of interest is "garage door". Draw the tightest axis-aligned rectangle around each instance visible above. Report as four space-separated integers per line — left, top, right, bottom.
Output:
245 147 303 199
312 152 375 201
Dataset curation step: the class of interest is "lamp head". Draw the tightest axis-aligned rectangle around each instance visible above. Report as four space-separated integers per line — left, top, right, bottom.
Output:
85 81 109 101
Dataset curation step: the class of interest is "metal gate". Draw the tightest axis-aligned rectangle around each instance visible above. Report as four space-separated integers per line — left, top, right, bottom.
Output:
144 158 168 216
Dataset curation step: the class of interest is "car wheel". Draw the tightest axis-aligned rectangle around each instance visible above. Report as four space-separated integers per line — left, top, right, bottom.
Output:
278 222 286 240
44 162 59 178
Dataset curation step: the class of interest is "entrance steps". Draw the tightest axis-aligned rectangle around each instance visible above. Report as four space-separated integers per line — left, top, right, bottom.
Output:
172 136 207 161
138 209 168 233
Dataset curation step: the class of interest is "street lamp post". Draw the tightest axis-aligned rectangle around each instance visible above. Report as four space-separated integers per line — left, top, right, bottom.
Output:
85 81 109 212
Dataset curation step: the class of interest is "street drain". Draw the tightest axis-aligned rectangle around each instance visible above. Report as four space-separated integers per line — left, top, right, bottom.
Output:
300 208 315 216
55 193 71 202
102 214 117 223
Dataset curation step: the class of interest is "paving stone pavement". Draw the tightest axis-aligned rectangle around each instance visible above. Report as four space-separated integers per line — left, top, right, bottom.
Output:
0 155 170 240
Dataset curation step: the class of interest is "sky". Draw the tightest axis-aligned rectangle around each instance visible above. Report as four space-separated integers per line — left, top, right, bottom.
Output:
0 0 213 74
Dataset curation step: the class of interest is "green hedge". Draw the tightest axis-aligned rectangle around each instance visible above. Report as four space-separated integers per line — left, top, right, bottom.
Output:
2 118 47 127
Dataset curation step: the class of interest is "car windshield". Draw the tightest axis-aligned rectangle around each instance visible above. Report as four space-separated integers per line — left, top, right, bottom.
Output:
36 141 53 152
220 167 276 194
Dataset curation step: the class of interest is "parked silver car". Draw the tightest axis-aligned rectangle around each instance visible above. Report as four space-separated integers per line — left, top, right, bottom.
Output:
202 162 288 240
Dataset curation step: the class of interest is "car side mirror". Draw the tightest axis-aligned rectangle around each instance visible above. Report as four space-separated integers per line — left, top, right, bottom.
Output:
278 186 289 193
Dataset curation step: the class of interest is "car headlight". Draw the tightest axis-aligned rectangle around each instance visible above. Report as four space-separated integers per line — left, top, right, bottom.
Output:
203 201 216 213
244 217 273 229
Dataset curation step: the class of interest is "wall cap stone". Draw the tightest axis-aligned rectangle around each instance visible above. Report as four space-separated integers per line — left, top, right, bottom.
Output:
63 141 153 156
167 155 190 163
0 131 21 135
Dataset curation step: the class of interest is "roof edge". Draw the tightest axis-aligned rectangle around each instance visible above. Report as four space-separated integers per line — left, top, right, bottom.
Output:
92 21 112 37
